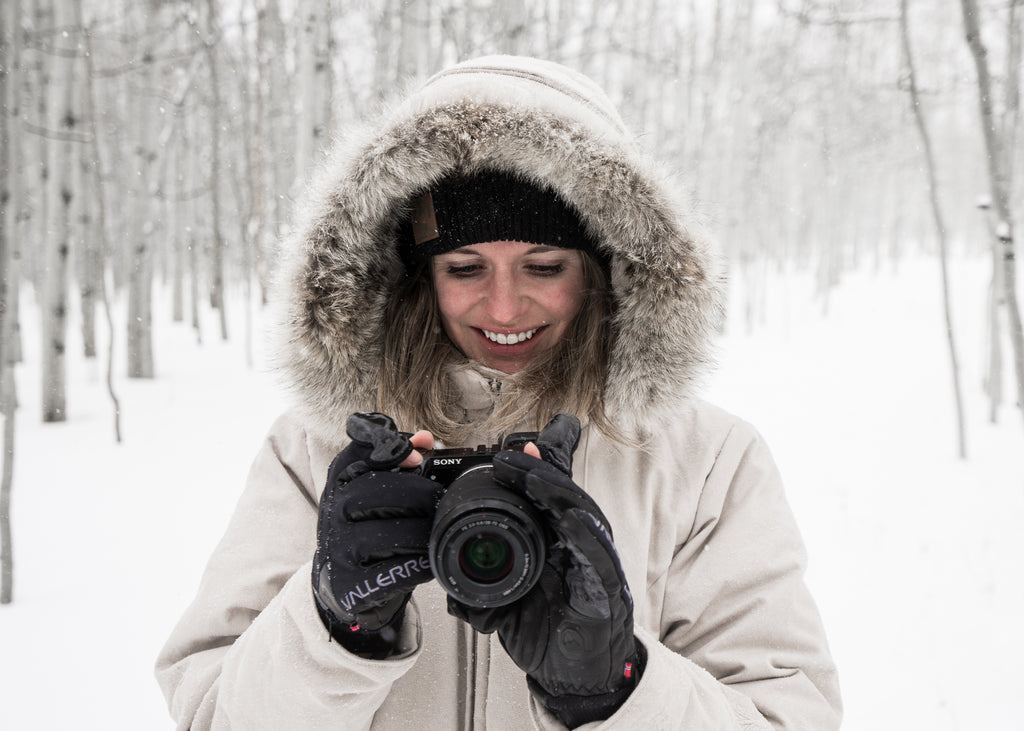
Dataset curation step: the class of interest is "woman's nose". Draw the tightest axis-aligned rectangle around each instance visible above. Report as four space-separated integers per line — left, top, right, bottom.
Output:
485 275 527 323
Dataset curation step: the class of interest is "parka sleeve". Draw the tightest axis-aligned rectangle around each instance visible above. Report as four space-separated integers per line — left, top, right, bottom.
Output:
531 418 842 730
154 412 423 730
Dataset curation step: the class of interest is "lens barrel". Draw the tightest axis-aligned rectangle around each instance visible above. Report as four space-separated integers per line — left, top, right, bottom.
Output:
428 465 545 608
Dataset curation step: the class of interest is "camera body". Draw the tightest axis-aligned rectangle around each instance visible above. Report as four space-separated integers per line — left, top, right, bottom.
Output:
417 434 546 609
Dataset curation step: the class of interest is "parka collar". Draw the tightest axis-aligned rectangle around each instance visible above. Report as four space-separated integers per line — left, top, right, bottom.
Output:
450 365 505 420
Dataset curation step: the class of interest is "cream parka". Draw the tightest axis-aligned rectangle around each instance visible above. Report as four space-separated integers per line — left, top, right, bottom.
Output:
156 56 842 730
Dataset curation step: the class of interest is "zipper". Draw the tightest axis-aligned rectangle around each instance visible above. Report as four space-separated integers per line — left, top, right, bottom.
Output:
457 620 477 730
468 629 478 729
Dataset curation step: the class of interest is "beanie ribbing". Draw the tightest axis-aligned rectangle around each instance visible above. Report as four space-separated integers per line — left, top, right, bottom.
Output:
398 170 596 267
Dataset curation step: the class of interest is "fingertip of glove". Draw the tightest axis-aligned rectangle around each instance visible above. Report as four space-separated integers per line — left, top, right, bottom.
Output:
491 450 538 488
495 450 567 485
494 449 539 469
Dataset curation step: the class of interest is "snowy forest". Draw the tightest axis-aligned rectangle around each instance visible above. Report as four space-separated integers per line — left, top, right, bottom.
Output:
2 0 1023 729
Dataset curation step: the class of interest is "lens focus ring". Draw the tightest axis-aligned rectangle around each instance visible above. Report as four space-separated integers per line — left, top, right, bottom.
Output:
428 466 545 608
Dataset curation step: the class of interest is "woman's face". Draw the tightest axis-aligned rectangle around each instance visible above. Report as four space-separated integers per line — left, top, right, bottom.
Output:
431 241 586 374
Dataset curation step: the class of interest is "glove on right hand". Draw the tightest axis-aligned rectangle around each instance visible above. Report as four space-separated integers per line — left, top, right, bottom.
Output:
447 414 640 724
312 413 441 657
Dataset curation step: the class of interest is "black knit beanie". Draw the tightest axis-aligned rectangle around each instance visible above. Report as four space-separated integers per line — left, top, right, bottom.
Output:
398 170 597 268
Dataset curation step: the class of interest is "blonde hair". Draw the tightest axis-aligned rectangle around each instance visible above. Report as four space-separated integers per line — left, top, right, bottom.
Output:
378 252 618 445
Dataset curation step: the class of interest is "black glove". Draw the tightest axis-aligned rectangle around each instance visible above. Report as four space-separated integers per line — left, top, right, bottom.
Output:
447 414 641 726
312 412 441 658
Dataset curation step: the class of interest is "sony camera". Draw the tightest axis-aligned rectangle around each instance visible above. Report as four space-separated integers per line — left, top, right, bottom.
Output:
416 434 546 609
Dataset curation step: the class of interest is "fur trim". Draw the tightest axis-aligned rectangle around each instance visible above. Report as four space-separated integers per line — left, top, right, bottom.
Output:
269 56 725 445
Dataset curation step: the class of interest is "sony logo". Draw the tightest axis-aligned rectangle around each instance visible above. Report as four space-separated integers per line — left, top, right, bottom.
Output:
434 458 463 466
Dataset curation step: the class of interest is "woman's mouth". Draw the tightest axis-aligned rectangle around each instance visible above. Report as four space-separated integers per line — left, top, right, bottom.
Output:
480 327 539 345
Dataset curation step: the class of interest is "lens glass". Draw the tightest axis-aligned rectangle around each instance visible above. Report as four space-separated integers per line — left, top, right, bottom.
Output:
458 532 514 583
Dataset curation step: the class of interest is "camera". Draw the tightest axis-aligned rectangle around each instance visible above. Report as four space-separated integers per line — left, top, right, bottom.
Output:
416 433 546 609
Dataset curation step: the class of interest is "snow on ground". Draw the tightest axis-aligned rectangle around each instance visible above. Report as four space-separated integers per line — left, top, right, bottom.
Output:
706 256 1024 731
1 254 1022 730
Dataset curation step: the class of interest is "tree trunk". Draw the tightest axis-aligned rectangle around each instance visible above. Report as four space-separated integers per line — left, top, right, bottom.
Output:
170 125 184 323
1 0 20 605
29 0 51 296
77 73 99 360
257 0 291 280
204 0 229 342
82 10 122 443
494 0 529 56
0 365 14 604
232 1 256 366
250 0 270 307
372 1 396 101
41 0 77 422
294 0 332 190
1003 0 1021 164
126 230 155 378
961 0 1024 428
126 11 158 380
985 224 1005 423
3 0 24 369
901 0 968 458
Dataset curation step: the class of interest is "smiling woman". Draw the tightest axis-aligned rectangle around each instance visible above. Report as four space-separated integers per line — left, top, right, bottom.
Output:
155 55 841 731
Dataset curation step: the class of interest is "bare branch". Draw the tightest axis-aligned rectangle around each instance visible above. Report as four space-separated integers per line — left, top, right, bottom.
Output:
20 119 92 144
777 0 899 26
900 0 968 458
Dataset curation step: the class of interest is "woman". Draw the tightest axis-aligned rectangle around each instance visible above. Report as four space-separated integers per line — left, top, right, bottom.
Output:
156 56 841 729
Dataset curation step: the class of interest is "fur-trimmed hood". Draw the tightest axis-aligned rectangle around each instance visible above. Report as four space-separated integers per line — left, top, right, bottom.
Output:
271 56 725 445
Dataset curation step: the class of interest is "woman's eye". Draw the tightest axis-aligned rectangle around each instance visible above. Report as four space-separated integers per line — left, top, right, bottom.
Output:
527 263 566 276
446 264 482 277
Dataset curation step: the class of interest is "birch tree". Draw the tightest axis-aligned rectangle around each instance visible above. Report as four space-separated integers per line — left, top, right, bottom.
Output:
185 88 203 342
1 0 20 606
169 91 185 323
256 0 292 279
164 14 202 326
978 1 1021 423
82 11 123 442
70 1 96 362
203 0 228 341
125 4 161 379
249 0 271 307
294 0 333 191
494 0 529 55
27 0 51 294
2 1 24 373
76 63 99 361
229 1 260 364
396 0 426 81
900 0 967 458
961 0 1024 427
41 0 78 422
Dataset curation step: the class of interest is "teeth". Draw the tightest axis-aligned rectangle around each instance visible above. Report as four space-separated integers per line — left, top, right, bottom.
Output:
483 328 538 345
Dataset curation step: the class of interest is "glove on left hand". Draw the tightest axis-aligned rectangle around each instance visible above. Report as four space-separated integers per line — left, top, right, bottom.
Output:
447 415 639 722
312 413 441 658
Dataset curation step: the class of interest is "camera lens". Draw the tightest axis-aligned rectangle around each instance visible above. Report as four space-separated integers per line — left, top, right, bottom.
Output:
429 465 545 608
459 533 513 583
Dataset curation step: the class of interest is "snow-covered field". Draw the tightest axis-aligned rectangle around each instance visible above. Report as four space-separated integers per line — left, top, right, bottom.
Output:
1 254 1022 730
